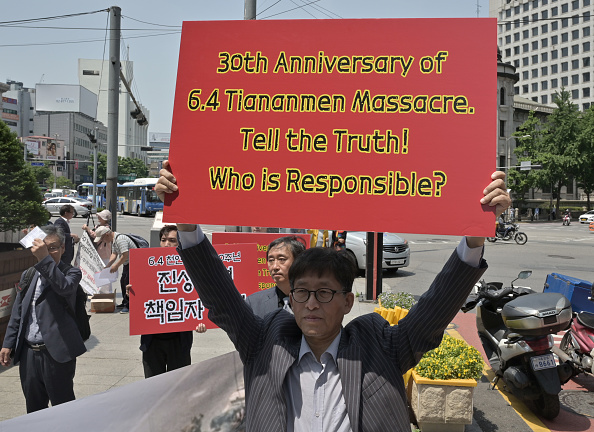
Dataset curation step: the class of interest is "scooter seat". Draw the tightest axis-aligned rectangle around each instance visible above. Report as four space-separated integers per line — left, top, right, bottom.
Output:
577 311 594 329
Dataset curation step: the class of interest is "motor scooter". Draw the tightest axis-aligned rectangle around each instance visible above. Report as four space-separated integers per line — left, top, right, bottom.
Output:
462 271 574 419
486 223 528 245
556 286 594 375
563 214 571 226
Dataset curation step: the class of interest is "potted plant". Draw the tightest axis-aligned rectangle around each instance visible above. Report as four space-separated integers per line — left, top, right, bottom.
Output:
410 334 484 432
377 291 416 309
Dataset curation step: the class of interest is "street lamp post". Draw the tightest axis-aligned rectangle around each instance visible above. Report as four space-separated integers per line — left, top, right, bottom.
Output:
53 134 60 190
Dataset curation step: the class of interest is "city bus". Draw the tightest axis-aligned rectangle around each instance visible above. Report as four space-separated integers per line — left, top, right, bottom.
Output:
117 178 163 216
77 182 108 208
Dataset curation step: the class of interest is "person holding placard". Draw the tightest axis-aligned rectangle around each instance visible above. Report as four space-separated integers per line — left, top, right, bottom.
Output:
156 161 510 431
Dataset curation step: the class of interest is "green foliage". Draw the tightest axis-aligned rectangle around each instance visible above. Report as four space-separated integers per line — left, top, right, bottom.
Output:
30 165 52 185
377 291 416 309
0 120 49 232
414 335 484 381
48 174 76 189
88 153 148 181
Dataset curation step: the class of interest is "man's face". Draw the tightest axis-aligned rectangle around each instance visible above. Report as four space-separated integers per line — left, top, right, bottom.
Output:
267 244 294 294
160 230 178 248
64 208 74 220
44 235 65 264
291 271 354 346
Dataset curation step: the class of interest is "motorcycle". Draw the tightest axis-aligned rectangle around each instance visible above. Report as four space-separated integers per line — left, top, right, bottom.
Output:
487 223 528 245
556 287 594 376
562 214 571 226
462 271 574 419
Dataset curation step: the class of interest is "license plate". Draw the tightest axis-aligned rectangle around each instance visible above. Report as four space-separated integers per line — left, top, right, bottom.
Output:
389 259 405 265
530 354 556 371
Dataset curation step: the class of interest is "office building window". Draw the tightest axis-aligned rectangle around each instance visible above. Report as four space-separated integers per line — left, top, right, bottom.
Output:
561 33 568 43
506 34 512 44
515 18 521 28
514 59 520 67
542 95 549 104
532 41 539 50
499 120 506 137
543 0 548 3
585 0 591 6
584 103 591 110
584 72 591 82
572 15 580 25
523 84 529 93
552 64 559 74
561 3 568 12
552 6 559 15
506 22 512 31
532 83 539 91
542 38 549 48
572 45 579 55
533 0 539 6
572 0 579 8
523 29 529 38
542 52 549 63
514 86 520 95
551 35 558 44
542 66 549 75
542 10 549 19
585 11 591 21
562 18 569 27
506 8 512 17
514 32 520 41
561 47 569 57
514 46 520 54
552 78 559 87
523 57 530 66
552 21 559 30
572 59 579 69
572 74 579 83
584 27 591 37
562 76 569 85
523 43 530 52
572 30 579 40
584 87 591 97
533 28 539 39
506 48 512 57
515 5 521 13
562 61 569 71
532 96 538 102
583 41 591 51
524 2 531 10
532 55 539 64
532 68 539 77
572 89 579 99
542 81 549 90
523 71 529 79
533 13 539 21
552 49 559 59
542 23 549 33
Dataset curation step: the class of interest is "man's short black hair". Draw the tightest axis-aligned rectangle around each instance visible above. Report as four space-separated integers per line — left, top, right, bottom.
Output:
160 225 178 238
289 247 357 292
60 204 75 217
267 235 306 260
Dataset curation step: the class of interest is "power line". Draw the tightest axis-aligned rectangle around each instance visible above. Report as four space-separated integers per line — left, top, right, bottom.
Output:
0 31 180 48
121 14 181 28
260 0 323 19
0 24 180 31
256 0 284 17
0 9 108 25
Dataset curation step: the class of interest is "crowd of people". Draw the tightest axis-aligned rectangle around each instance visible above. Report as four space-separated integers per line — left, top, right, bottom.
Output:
1 166 511 430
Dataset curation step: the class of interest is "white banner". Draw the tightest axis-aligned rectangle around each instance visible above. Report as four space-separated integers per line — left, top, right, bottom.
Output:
76 233 106 295
0 287 16 319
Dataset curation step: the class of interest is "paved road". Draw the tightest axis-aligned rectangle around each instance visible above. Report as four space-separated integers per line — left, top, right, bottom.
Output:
5 215 591 430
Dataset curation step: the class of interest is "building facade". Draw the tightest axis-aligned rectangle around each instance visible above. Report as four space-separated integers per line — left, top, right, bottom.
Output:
2 81 35 137
490 0 594 110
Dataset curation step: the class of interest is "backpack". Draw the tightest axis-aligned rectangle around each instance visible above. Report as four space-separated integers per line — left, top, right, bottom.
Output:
116 233 149 249
17 267 91 342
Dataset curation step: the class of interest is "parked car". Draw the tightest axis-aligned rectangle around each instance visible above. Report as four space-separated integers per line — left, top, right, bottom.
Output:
43 192 60 201
579 210 594 223
345 231 410 272
43 197 95 217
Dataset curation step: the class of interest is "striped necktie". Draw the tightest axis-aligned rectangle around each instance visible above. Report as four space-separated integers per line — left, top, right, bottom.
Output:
283 297 293 315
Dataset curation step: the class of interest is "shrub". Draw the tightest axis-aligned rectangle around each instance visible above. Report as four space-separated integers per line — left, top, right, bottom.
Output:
414 335 484 381
377 291 416 310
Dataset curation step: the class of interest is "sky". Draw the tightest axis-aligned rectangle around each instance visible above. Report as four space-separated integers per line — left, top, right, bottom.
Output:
1 0 490 135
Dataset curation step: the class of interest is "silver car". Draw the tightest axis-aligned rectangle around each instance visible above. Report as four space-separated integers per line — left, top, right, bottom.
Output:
43 197 95 217
345 231 410 272
579 210 594 223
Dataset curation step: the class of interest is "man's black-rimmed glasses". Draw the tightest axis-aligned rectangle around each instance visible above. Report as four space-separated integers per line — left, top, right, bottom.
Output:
290 288 348 303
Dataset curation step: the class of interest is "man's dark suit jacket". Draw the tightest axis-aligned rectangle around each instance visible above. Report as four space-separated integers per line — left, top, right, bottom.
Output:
179 239 486 432
3 256 86 364
53 217 74 265
245 286 282 317
139 332 193 353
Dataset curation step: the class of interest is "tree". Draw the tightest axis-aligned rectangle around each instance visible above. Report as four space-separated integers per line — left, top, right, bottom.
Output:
509 111 544 204
576 106 594 210
0 120 49 232
88 154 148 181
540 90 582 217
48 174 76 189
30 165 52 185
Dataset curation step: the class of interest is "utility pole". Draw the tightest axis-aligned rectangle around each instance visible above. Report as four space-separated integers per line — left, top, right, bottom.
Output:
107 6 121 231
244 0 256 20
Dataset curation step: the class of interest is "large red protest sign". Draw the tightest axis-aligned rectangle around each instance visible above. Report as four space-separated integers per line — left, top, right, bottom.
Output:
166 19 497 236
212 232 310 291
128 244 258 335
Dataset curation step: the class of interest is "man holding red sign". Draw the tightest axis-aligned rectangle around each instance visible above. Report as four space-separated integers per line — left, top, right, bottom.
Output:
157 165 510 431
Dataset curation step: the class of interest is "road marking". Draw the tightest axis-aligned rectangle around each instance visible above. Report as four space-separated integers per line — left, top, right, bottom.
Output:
447 327 552 432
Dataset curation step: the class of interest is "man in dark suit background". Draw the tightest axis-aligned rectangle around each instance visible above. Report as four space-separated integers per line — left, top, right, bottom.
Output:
156 162 510 431
246 235 305 317
53 204 79 265
0 225 86 413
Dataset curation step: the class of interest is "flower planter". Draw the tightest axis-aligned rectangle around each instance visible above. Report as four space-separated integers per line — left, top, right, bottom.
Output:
410 370 477 432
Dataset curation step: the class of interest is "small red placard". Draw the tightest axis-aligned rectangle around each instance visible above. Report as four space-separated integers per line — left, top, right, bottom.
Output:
128 244 258 335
